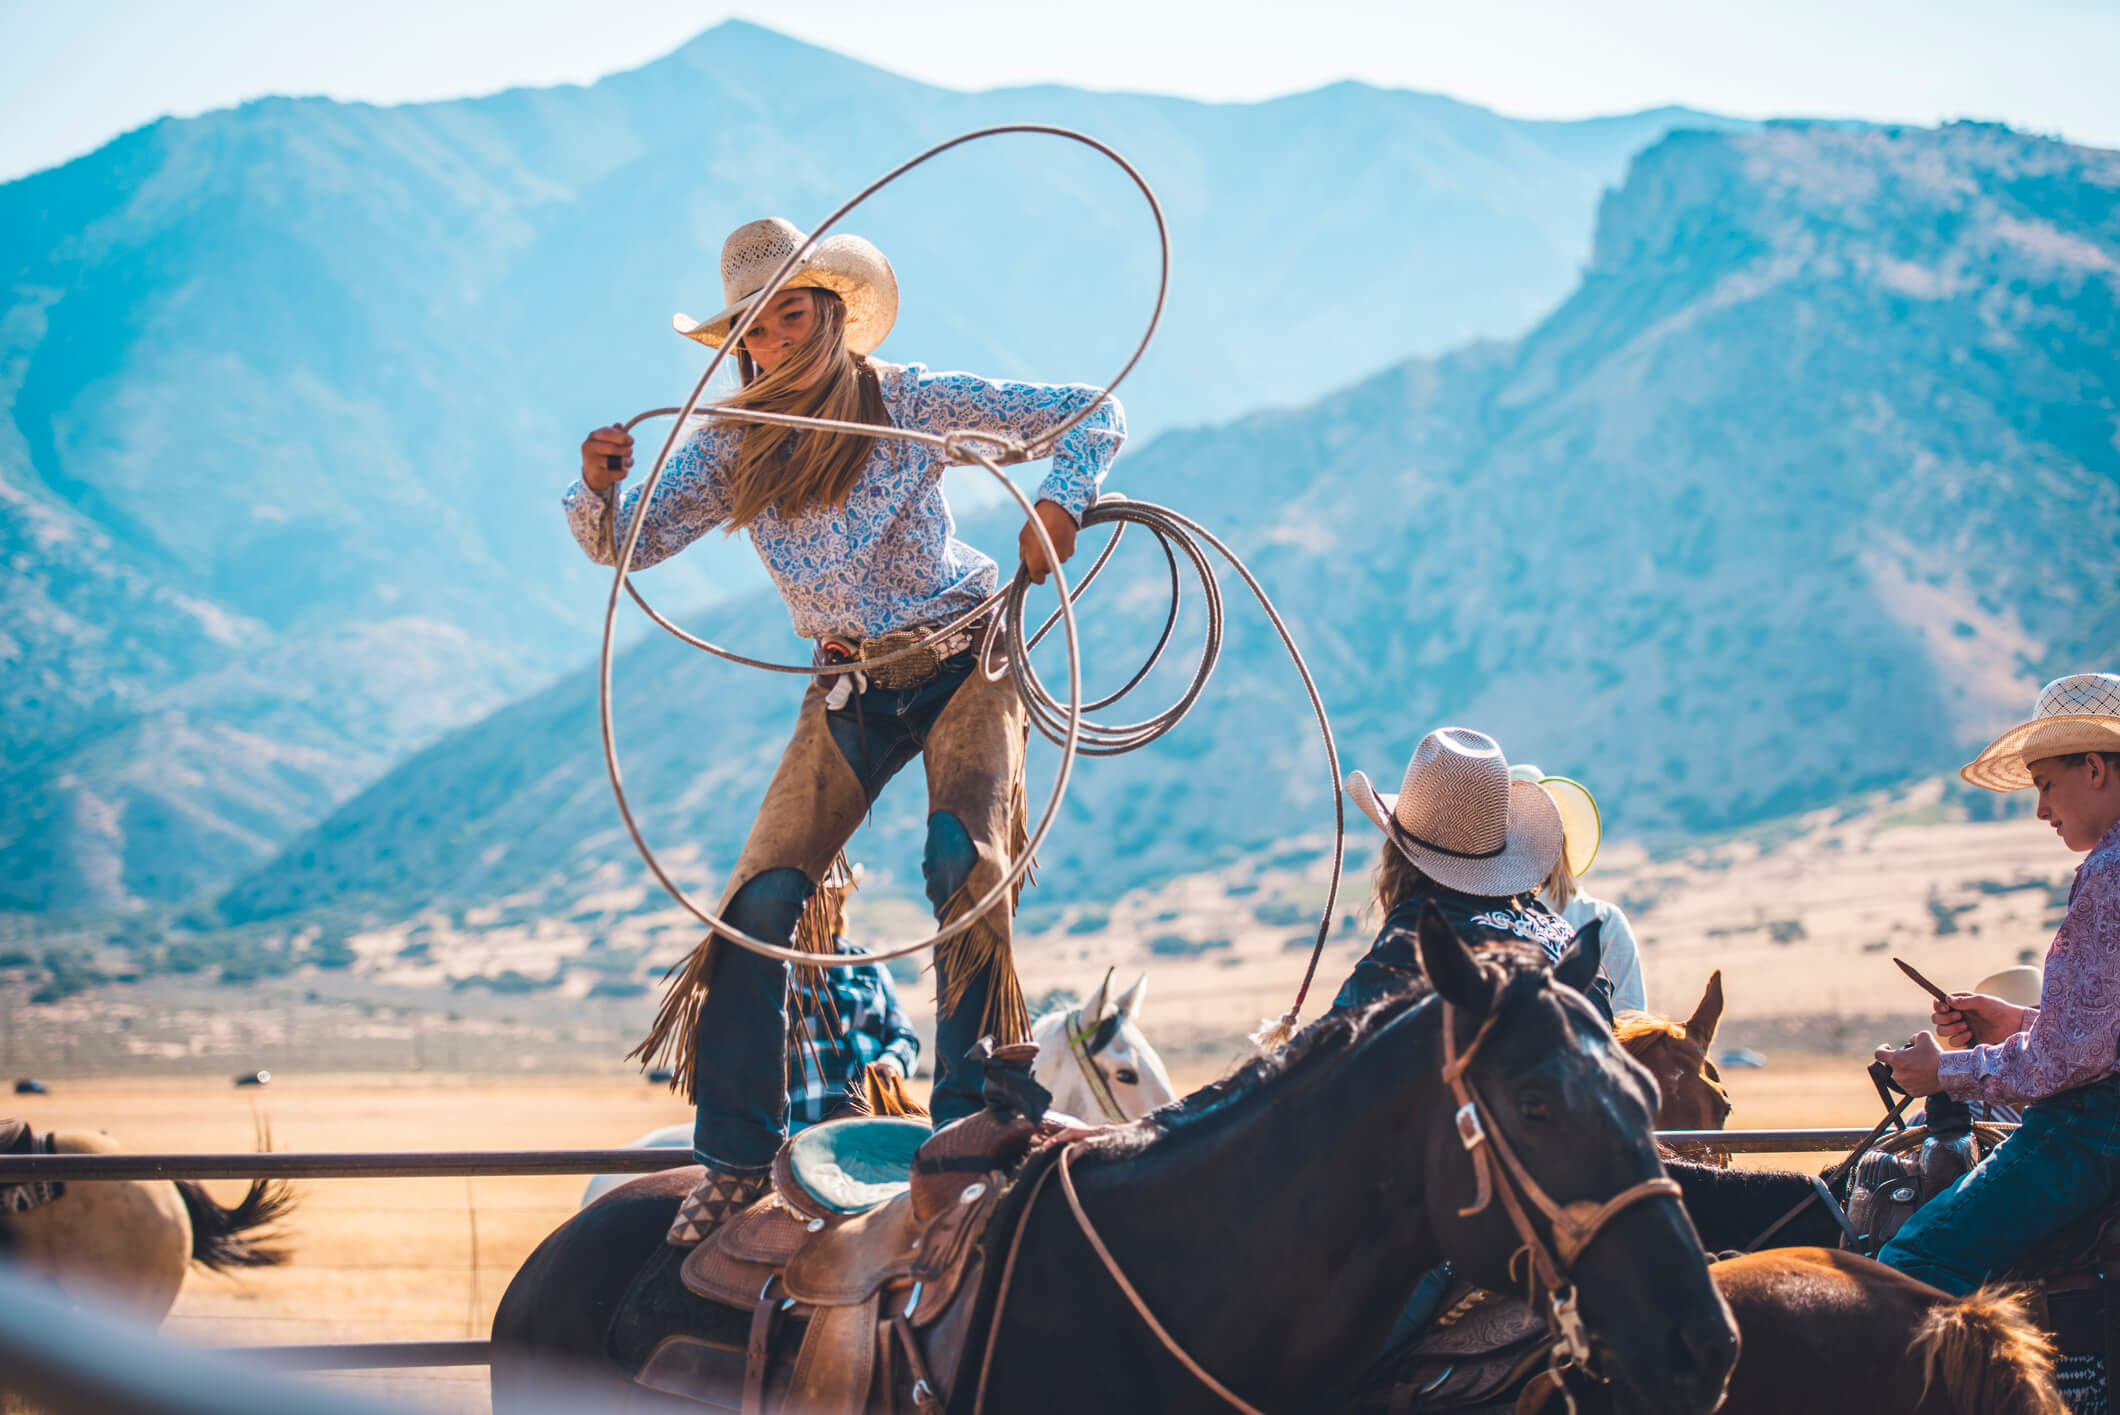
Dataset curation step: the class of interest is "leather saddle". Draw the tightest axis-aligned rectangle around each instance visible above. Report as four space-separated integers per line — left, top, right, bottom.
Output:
1356 1285 1553 1413
625 1044 1057 1415
0 1119 62 1215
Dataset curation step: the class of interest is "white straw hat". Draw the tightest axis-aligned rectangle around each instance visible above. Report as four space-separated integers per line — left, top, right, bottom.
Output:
1345 728 1564 897
673 217 899 356
1961 673 2120 791
1975 965 2043 1010
1509 764 1601 878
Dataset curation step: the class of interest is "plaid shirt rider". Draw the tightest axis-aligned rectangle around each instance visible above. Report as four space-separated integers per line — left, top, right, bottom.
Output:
787 940 921 1130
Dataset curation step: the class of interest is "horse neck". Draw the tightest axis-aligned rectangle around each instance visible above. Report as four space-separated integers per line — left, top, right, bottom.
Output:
1665 1159 1822 1252
1062 999 1453 1401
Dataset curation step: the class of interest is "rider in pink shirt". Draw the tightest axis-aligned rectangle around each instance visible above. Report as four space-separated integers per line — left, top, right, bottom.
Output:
1875 673 2120 1294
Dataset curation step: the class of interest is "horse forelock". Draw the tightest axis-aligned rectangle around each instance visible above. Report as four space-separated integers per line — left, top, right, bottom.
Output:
1615 1014 1689 1048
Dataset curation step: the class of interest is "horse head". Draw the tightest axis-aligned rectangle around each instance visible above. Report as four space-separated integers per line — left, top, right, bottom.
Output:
1617 970 1734 1143
1413 907 1738 1415
1030 968 1178 1123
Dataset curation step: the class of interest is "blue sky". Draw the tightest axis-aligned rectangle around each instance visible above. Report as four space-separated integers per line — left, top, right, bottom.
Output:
3 0 2117 182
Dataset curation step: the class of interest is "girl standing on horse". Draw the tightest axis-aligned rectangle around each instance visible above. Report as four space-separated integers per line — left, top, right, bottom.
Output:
564 218 1124 1245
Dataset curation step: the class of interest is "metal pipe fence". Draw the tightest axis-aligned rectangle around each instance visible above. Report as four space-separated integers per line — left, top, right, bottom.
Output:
3 1124 1983 1379
0 1128 1938 1185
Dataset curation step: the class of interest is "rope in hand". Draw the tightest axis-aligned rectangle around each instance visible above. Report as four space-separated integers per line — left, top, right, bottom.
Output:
597 126 1343 1037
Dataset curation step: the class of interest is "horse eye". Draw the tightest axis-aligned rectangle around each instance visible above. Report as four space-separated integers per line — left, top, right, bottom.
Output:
1113 1067 1140 1086
1517 1093 1552 1123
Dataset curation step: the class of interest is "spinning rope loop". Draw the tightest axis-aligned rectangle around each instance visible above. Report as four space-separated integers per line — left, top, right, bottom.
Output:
599 126 1345 1032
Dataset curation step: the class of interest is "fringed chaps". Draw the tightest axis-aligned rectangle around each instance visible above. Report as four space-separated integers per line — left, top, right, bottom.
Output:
631 656 1034 1095
922 647 1033 1048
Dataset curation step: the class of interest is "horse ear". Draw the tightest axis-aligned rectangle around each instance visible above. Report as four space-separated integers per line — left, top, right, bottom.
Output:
1686 970 1725 1051
1416 903 1490 1012
1114 973 1148 1021
1554 918 1604 998
1082 966 1115 1023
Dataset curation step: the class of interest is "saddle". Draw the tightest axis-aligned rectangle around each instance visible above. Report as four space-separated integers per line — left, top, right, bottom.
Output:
1356 1286 1554 1413
0 1119 62 1215
626 1045 1057 1414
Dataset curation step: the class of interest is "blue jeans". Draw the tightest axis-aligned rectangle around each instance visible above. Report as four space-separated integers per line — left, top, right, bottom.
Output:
1878 1074 2120 1295
693 651 1024 1173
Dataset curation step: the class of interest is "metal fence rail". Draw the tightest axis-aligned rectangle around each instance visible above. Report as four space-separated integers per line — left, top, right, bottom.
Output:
220 1339 492 1370
0 1128 1939 1185
3 1124 1976 1382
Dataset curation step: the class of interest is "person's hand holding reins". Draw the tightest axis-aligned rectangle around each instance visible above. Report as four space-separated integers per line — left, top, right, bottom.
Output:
1873 1031 1946 1096
1932 991 2030 1048
1019 499 1078 585
581 424 633 493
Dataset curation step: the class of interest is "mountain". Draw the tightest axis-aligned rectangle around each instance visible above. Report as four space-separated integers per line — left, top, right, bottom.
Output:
1 20 1744 911
219 119 2120 929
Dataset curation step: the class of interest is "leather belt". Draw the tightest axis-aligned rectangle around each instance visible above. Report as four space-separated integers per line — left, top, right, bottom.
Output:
819 619 988 700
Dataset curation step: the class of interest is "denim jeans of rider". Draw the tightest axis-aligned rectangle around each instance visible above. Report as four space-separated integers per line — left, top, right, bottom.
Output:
1877 1072 2120 1295
692 650 1026 1174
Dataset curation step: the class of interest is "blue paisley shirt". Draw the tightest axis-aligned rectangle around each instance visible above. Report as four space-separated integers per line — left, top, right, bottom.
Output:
562 362 1125 640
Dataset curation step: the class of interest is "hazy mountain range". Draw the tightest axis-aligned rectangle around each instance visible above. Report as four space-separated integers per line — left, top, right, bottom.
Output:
0 21 1750 914
220 119 2120 931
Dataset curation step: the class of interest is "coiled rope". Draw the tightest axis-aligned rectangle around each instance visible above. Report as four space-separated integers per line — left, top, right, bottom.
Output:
598 125 1344 1035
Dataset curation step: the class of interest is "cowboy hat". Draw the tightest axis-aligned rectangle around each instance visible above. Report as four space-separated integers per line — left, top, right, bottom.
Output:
1509 764 1601 878
1961 673 2120 791
1345 728 1564 897
673 217 899 356
1974 965 2043 1010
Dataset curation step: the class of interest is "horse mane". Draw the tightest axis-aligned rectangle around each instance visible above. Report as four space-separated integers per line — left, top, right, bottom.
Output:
1093 938 1552 1153
1913 1286 2065 1415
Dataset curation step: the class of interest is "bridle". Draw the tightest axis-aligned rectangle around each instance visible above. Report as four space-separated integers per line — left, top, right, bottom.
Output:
1063 1010 1129 1123
1441 983 1682 1371
973 977 1682 1415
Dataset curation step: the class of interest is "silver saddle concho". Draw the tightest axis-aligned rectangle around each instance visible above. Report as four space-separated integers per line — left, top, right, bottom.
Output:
634 1117 1005 1415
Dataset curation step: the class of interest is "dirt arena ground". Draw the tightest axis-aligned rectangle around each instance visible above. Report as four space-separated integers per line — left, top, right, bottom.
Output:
9 1056 1896 1413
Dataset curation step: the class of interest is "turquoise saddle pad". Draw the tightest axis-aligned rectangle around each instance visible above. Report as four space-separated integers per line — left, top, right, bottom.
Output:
782 1116 931 1216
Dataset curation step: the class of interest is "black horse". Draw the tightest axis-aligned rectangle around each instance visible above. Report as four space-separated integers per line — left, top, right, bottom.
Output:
492 908 1738 1414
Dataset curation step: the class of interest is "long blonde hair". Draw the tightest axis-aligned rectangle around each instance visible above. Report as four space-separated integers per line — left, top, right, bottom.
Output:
721 289 885 528
1538 849 1578 911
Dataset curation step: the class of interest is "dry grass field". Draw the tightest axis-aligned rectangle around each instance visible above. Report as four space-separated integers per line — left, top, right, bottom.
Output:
8 1053 1898 1413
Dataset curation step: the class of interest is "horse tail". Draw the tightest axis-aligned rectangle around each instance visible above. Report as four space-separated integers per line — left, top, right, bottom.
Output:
177 1177 296 1271
1912 1284 2066 1415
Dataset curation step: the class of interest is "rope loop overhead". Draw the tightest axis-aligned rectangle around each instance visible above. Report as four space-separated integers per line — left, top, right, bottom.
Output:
596 125 1344 1029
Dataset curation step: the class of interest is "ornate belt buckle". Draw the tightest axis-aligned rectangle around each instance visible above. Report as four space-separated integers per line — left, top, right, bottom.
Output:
862 630 941 691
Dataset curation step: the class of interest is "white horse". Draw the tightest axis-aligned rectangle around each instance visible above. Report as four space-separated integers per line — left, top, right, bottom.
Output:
579 968 1178 1206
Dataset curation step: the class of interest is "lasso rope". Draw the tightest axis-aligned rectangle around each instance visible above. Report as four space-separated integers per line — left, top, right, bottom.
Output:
598 126 1344 1036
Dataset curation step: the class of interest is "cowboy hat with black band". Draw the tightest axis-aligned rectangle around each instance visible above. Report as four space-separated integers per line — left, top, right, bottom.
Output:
1345 728 1564 897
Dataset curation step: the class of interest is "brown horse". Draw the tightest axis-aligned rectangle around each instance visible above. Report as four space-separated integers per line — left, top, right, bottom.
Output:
1707 1249 2064 1415
1616 971 1732 1157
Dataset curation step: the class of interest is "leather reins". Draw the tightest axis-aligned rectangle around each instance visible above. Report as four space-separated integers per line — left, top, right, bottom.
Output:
1064 1011 1129 1123
972 981 1684 1414
1441 986 1682 1369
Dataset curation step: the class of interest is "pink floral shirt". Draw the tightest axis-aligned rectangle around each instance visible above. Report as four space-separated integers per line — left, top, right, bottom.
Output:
1936 817 2120 1106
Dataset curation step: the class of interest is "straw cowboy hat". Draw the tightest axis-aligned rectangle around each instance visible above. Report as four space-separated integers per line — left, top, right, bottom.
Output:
1962 673 2120 791
1345 728 1564 897
1509 764 1602 878
1975 965 2043 1010
673 217 899 356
